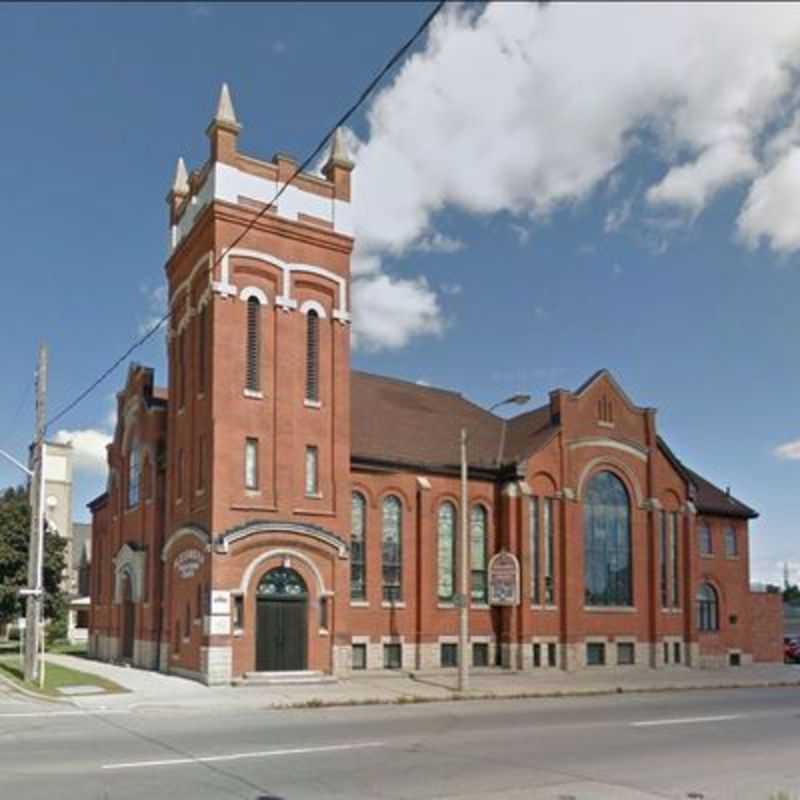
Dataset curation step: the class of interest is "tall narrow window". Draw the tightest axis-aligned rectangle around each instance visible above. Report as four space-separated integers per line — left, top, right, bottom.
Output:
196 435 205 492
382 495 402 601
438 502 456 601
305 309 319 402
244 438 258 490
697 583 719 631
176 449 184 502
127 444 140 508
583 471 632 606
245 297 261 392
660 511 669 608
351 492 366 600
178 332 186 408
725 526 738 557
470 505 488 603
531 496 540 604
671 512 680 608
544 497 554 605
699 522 712 555
197 304 207 395
305 446 319 496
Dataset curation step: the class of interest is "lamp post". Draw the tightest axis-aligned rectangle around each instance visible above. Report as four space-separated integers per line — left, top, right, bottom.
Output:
457 393 530 693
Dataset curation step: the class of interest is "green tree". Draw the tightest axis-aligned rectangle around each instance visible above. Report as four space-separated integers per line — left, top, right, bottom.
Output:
784 583 800 605
0 485 67 627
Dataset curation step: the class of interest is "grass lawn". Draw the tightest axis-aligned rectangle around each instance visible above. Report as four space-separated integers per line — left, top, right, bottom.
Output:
0 655 126 698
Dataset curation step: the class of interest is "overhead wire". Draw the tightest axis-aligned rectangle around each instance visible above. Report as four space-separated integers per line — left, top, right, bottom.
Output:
45 0 446 432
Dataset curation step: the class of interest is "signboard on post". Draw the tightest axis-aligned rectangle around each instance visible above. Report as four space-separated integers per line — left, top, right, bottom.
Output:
488 551 520 606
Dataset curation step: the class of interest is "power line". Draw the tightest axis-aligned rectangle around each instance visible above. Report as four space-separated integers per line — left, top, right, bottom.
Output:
45 0 445 432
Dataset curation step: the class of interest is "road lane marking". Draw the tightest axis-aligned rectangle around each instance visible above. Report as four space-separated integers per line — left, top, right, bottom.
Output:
632 714 743 728
102 741 385 770
0 709 130 718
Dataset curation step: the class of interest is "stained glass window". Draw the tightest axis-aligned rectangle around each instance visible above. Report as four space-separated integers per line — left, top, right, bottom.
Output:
471 505 488 603
438 502 456 601
583 471 632 606
351 492 366 600
382 496 402 601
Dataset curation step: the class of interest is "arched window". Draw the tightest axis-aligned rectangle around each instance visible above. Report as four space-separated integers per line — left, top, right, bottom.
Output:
583 471 632 606
471 505 488 603
351 492 366 600
382 495 402 602
697 583 719 631
305 309 319 402
437 502 456 601
127 444 140 508
245 296 261 392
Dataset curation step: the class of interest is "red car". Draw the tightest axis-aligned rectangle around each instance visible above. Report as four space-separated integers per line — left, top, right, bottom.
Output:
784 637 800 664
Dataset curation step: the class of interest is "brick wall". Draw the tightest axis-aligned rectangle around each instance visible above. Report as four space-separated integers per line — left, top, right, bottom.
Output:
749 591 784 663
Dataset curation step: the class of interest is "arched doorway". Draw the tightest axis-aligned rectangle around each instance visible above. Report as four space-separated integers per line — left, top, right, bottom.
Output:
255 566 308 672
120 572 135 661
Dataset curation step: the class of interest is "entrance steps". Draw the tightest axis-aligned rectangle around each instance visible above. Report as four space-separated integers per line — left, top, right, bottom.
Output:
234 670 337 687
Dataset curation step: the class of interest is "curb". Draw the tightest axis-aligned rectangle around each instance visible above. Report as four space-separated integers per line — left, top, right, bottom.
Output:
262 678 800 712
0 667 73 706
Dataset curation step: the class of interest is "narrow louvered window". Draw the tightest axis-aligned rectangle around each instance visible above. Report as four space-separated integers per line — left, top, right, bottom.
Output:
245 297 260 392
305 309 319 402
178 332 186 408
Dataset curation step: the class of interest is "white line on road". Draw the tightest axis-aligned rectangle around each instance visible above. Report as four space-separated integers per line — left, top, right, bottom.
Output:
632 714 744 728
102 741 385 771
0 709 130 718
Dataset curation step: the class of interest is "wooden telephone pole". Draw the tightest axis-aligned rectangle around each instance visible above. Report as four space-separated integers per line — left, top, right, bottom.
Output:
23 344 47 685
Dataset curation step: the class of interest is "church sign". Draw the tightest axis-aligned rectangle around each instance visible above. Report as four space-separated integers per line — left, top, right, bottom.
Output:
488 551 520 606
174 548 205 579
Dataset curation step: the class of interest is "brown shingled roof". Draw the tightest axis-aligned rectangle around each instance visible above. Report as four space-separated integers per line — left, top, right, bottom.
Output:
351 371 555 472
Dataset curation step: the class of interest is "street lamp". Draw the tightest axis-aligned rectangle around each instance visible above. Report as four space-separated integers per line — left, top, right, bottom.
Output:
458 392 531 693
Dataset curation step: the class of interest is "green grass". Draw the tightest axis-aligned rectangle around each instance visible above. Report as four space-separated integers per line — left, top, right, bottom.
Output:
47 641 89 657
0 655 126 698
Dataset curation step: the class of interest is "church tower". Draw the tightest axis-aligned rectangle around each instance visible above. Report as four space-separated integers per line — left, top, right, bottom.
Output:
161 85 355 683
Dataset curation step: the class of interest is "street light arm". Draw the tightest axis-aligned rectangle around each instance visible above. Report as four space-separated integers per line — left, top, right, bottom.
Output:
0 447 34 477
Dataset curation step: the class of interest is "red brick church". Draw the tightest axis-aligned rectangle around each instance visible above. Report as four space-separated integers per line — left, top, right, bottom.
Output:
87 86 782 684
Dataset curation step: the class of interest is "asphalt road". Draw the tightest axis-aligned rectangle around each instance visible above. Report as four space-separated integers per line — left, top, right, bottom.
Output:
1 687 799 800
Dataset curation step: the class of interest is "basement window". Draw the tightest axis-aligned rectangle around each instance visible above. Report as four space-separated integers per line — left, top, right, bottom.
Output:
586 642 606 666
441 643 458 668
472 643 489 668
617 642 635 665
352 643 367 671
383 643 402 670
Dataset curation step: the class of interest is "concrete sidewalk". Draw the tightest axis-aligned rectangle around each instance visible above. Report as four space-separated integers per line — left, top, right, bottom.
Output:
39 654 800 713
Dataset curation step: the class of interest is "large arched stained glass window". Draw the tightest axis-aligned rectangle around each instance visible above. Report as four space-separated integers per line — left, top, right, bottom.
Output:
583 471 632 606
127 444 140 509
437 502 456 601
696 582 719 631
382 496 402 602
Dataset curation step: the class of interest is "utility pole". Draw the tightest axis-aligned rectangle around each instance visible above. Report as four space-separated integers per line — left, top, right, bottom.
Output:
458 427 469 693
24 344 47 685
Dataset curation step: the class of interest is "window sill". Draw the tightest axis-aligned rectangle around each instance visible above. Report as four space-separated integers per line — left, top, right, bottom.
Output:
243 389 263 399
700 553 714 559
350 601 369 608
725 555 740 560
531 604 559 611
304 399 322 409
195 488 206 497
471 604 490 610
319 629 329 637
304 492 323 500
381 601 406 609
233 628 244 638
583 606 637 613
437 602 455 609
177 407 185 416
660 607 682 614
597 420 615 429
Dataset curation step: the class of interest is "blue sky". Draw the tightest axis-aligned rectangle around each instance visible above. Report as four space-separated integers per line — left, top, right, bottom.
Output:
0 2 797 585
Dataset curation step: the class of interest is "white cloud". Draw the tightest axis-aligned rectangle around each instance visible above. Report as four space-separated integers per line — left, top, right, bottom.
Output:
53 429 112 474
738 148 800 252
440 282 462 296
774 438 800 460
647 141 758 214
612 263 623 276
508 223 531 246
351 274 444 351
343 3 800 347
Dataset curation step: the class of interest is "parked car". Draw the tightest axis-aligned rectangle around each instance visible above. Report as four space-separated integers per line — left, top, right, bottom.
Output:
784 637 800 664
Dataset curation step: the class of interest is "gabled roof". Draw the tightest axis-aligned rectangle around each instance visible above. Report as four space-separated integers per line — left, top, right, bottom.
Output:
350 371 556 473
657 437 757 519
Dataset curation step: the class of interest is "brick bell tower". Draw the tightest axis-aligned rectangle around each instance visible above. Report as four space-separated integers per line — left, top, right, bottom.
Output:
162 84 355 684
